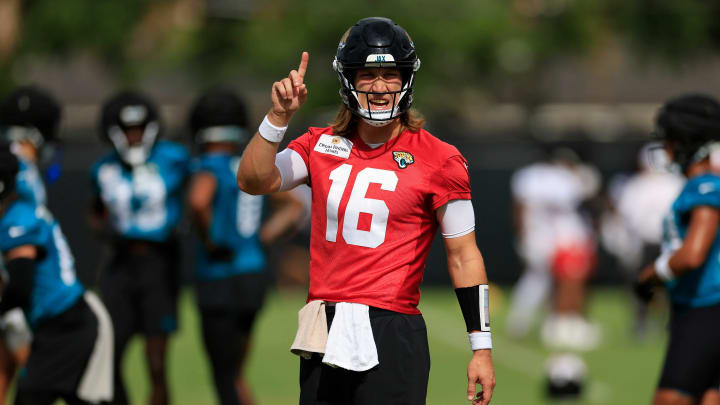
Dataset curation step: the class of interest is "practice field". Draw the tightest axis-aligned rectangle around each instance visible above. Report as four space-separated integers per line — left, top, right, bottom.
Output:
117 286 667 405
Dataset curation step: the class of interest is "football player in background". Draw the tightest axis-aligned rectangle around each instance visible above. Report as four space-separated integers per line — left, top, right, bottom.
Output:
601 143 684 337
89 91 190 405
187 88 303 405
236 17 495 405
0 148 113 405
636 94 720 405
507 148 601 351
0 85 61 403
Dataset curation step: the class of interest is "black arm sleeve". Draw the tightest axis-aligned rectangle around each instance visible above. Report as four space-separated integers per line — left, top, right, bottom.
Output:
0 258 36 313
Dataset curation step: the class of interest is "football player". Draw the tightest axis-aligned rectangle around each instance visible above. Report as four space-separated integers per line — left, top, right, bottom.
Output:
0 85 62 402
0 148 113 405
187 87 304 405
236 17 496 405
635 94 720 405
89 91 190 405
507 148 601 351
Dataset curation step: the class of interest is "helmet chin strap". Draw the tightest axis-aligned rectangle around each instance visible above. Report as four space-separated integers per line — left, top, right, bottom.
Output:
362 117 393 127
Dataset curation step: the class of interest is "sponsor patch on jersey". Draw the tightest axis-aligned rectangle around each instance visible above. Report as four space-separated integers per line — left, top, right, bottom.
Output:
392 151 415 169
314 134 353 159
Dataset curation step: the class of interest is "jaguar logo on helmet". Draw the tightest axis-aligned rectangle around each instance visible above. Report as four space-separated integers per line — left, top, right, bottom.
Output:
392 151 414 169
333 17 420 127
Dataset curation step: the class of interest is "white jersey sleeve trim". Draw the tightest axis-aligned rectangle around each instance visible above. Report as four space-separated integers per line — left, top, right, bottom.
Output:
437 199 475 238
275 148 309 191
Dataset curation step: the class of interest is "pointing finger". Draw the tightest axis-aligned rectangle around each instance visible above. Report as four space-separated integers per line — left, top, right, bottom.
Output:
298 51 309 79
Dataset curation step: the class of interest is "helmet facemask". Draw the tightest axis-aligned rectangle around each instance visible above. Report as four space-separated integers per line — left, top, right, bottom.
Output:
107 121 159 167
335 58 419 127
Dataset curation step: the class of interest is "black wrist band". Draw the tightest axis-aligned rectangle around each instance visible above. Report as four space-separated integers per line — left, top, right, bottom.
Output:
455 284 490 332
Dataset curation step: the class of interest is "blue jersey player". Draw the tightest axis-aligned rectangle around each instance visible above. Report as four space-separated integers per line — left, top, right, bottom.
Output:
636 94 720 405
89 91 190 405
0 86 62 402
187 88 303 405
0 149 113 405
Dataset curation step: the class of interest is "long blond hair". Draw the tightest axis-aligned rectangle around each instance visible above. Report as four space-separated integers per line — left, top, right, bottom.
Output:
330 104 426 138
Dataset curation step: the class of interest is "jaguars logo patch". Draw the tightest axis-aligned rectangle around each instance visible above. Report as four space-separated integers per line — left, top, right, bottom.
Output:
392 151 415 169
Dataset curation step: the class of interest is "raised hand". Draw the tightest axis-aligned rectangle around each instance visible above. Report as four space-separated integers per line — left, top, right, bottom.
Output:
269 51 309 127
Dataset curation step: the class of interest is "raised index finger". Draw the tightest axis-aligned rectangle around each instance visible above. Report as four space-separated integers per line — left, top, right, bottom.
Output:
298 51 309 79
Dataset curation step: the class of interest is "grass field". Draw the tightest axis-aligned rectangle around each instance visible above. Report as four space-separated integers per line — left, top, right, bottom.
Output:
116 286 667 405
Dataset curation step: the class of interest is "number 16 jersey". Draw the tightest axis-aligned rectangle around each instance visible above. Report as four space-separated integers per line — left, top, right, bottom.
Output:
287 127 472 314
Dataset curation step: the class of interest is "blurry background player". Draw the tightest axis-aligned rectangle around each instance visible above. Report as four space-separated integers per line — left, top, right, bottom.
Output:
187 88 303 405
601 143 684 337
89 91 190 405
507 148 601 351
635 94 720 405
0 85 61 402
0 148 113 405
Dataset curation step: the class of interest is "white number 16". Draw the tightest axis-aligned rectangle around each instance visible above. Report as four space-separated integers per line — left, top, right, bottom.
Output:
326 164 398 248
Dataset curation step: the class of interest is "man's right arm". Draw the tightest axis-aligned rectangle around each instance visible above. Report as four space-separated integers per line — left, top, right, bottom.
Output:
237 51 309 195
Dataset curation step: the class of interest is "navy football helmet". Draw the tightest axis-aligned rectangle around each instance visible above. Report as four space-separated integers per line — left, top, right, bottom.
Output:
100 91 161 166
333 17 421 126
188 87 249 145
655 93 720 171
0 86 61 149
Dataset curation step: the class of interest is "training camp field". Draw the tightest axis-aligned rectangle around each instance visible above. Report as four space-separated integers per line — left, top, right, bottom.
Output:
108 286 666 405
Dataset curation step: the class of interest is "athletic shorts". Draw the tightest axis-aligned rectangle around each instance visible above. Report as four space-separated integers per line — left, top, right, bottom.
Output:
194 271 268 312
101 238 180 336
17 297 96 394
299 306 431 405
658 302 720 397
551 242 596 281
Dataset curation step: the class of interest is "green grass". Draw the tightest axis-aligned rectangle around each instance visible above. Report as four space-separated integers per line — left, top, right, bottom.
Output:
115 286 666 405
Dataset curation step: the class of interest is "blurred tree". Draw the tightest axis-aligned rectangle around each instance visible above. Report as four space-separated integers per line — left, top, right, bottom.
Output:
2 0 719 118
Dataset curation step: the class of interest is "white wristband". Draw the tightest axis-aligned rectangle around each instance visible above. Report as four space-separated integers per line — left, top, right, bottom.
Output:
258 115 288 143
654 252 675 282
469 331 492 351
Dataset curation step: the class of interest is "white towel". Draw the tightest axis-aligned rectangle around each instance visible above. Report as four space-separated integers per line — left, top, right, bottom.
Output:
322 302 379 372
77 291 114 403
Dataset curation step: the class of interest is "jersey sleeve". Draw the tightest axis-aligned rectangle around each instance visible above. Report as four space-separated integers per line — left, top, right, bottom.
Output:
0 205 47 253
675 175 720 213
286 131 313 170
429 155 472 210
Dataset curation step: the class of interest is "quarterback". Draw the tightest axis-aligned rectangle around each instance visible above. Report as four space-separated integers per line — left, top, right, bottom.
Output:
237 17 495 405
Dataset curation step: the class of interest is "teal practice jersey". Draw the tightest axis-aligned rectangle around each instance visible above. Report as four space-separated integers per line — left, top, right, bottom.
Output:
0 201 84 327
192 153 266 280
91 140 190 242
663 173 720 307
16 158 46 206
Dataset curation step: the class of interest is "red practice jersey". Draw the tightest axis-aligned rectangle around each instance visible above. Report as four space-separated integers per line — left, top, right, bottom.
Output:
288 127 472 314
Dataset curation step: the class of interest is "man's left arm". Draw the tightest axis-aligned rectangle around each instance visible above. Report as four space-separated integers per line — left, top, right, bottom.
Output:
444 232 496 404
